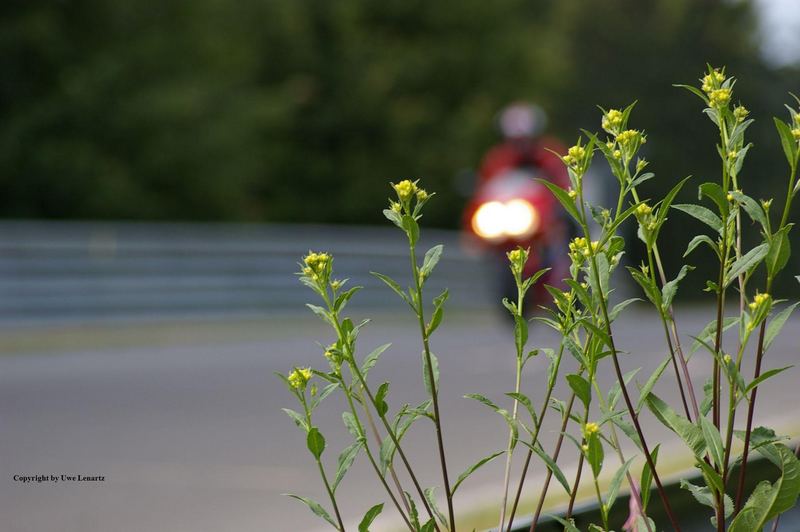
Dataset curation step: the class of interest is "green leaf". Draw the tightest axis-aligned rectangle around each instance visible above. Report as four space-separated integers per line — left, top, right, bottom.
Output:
402 214 419 246
536 178 582 222
701 378 713 416
628 267 661 308
586 433 604 478
420 244 444 279
334 286 362 312
514 313 528 354
700 416 724 469
608 368 640 410
684 234 719 258
450 450 505 496
699 182 729 215
661 265 694 312
371 272 410 305
691 317 738 354
725 243 769 287
307 427 326 459
506 392 538 426
361 343 392 377
774 117 798 170
282 408 308 432
730 444 800 531
419 519 436 532
305 303 332 325
609 298 640 322
675 83 709 103
333 440 363 491
358 503 384 532
422 352 439 397
383 208 403 228
375 382 390 417
673 203 723 233
656 175 693 228
730 190 768 230
645 392 705 457
766 225 792 279
765 302 799 351
284 494 337 528
640 444 660 511
528 441 571 494
427 289 449 335
566 373 591 409
680 480 732 517
342 412 361 439
745 365 793 394
636 354 671 412
423 487 448 529
606 457 634 514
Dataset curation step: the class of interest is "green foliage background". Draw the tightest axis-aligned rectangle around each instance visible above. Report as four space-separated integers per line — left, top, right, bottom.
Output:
1 0 799 286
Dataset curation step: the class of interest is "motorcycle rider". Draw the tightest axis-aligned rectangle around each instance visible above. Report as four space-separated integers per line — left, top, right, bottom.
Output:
479 102 570 190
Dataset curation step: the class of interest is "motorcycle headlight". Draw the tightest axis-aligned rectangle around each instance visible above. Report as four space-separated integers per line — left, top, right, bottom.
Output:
504 199 539 237
471 201 506 240
471 199 539 240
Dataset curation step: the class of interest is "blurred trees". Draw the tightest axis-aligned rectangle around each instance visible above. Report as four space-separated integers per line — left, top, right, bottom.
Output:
0 0 798 239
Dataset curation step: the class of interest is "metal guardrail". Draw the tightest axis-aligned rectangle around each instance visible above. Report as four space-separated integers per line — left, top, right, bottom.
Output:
0 221 494 323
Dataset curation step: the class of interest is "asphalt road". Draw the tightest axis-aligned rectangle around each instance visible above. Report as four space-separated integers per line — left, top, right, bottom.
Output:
1 305 798 532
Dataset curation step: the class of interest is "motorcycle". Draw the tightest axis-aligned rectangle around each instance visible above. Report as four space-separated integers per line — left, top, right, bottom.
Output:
461 167 573 313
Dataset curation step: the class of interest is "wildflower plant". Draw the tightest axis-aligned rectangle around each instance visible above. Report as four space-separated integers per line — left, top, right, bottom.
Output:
279 68 800 532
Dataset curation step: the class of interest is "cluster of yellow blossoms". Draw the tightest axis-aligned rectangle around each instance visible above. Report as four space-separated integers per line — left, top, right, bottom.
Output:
749 292 770 311
302 251 330 279
701 69 726 93
601 109 623 133
288 367 313 390
708 88 732 109
615 129 643 147
569 237 599 259
563 144 586 167
584 422 600 436
734 105 749 122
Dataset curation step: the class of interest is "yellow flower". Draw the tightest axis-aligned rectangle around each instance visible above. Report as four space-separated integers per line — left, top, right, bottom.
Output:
416 188 428 202
734 106 749 122
602 109 623 132
792 128 800 141
303 252 331 277
726 193 734 202
567 145 586 162
584 422 600 436
616 129 641 147
507 248 524 264
748 292 770 311
701 69 726 93
636 203 652 216
288 368 313 390
728 150 738 159
393 180 416 201
567 188 577 199
709 88 731 108
723 354 732 365
613 150 622 159
390 201 402 213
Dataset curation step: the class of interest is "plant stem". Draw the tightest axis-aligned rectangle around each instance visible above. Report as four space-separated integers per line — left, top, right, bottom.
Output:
735 156 797 514
503 343 567 532
566 454 586 519
344 380 415 530
409 243 454 531
328 303 439 530
586 249 681 531
530 392 577 532
303 396 346 532
629 186 701 421
498 282 526 530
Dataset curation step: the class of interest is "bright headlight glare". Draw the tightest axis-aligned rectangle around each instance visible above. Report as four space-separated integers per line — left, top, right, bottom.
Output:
504 199 539 236
472 201 506 239
471 199 539 240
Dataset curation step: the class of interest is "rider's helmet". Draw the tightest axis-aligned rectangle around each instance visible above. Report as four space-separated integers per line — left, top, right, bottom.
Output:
497 102 547 140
